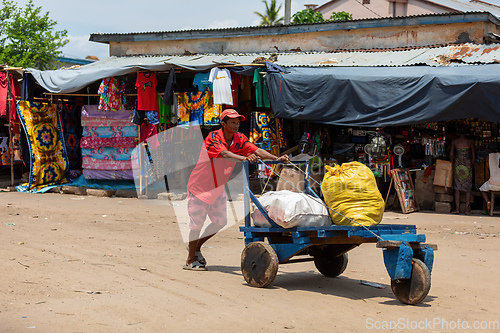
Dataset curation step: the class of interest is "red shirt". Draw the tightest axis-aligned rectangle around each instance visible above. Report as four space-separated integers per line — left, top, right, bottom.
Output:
187 128 258 204
135 72 158 111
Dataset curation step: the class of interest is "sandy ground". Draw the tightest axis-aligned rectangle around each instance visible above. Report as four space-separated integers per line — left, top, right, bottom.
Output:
0 191 499 333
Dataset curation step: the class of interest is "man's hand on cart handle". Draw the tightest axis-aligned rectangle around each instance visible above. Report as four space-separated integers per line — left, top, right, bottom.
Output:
277 155 290 163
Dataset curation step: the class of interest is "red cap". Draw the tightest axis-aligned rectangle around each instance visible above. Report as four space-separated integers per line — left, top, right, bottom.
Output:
220 109 245 122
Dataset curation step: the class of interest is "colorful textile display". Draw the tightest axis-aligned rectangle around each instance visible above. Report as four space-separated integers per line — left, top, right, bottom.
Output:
83 169 134 180
16 101 68 192
82 157 132 170
60 104 82 171
80 137 137 149
81 105 132 119
177 91 221 126
82 147 133 161
82 125 138 138
249 111 278 151
81 105 136 180
98 77 122 112
81 117 132 127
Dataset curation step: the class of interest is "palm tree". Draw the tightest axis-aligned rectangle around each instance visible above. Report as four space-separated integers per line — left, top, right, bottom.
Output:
254 0 284 26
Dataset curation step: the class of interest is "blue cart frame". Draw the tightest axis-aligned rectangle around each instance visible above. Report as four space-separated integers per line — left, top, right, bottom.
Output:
239 161 436 305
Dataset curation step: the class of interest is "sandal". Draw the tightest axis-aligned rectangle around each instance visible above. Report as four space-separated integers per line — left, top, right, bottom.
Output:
183 260 207 271
186 246 207 266
195 250 207 266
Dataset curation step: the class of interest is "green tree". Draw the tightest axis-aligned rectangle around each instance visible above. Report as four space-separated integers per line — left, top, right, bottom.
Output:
291 8 324 24
0 0 68 70
329 11 353 21
254 0 284 26
291 8 353 24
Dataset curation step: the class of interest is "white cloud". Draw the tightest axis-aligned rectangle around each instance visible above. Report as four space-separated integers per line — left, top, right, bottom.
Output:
207 19 240 29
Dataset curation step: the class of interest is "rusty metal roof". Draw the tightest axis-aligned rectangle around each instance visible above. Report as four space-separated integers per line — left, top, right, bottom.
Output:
82 43 500 69
89 11 500 43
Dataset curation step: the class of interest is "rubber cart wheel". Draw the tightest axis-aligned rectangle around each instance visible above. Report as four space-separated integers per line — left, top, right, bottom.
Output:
241 242 279 288
391 258 431 305
314 253 348 277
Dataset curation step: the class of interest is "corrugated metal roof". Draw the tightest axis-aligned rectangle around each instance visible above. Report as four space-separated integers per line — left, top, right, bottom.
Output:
89 11 498 42
425 0 500 17
81 44 500 69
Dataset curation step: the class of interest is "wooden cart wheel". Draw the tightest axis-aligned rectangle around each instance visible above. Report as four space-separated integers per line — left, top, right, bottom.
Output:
314 253 348 277
391 258 431 305
241 242 279 288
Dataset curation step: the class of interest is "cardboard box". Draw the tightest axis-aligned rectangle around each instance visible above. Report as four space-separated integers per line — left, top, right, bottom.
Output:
433 160 453 188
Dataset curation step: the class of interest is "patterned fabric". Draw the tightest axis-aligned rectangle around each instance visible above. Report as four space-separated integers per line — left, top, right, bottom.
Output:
82 147 132 161
80 137 137 149
249 111 278 151
81 117 132 127
60 104 82 171
0 134 22 165
188 190 227 231
82 157 132 170
83 169 134 180
82 125 138 138
16 101 68 192
453 147 473 191
177 91 222 126
81 105 133 120
98 78 122 112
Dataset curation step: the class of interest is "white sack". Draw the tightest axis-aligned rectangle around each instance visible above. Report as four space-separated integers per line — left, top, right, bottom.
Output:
252 190 332 228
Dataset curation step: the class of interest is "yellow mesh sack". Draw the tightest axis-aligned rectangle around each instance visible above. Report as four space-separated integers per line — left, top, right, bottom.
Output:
321 162 384 226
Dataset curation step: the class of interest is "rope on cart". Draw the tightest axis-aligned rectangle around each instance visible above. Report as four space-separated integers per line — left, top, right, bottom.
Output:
258 159 385 241
287 161 323 188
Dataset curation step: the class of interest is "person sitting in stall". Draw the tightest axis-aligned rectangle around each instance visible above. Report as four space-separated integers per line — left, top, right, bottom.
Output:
450 124 475 215
480 143 500 215
184 109 290 270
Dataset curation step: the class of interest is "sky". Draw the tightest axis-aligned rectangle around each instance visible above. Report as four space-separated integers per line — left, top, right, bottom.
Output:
14 0 319 61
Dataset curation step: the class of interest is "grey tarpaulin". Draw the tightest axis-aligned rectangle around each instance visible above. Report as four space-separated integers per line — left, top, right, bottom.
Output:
266 65 500 126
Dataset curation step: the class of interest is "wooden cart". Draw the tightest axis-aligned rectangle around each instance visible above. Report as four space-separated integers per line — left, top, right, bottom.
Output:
240 161 436 305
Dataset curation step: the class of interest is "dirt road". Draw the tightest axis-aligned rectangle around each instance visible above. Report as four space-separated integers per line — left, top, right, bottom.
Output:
1 192 499 332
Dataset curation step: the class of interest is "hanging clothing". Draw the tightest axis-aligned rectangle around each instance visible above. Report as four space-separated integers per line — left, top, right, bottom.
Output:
158 95 171 124
140 122 158 143
60 104 83 171
0 72 20 134
253 68 270 108
453 147 473 191
98 77 122 112
209 67 232 105
163 68 176 106
132 110 159 126
225 72 241 108
21 72 35 103
193 72 212 91
177 91 222 126
136 72 158 111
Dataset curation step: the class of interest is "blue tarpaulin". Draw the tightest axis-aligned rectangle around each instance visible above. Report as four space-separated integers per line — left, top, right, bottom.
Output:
266 64 500 126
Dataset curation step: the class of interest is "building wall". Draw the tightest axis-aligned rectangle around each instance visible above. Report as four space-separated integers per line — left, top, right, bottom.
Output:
318 0 392 19
406 0 454 16
108 21 493 56
317 0 456 19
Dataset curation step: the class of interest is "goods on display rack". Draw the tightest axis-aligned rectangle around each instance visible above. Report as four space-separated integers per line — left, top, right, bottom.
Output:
80 105 137 180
